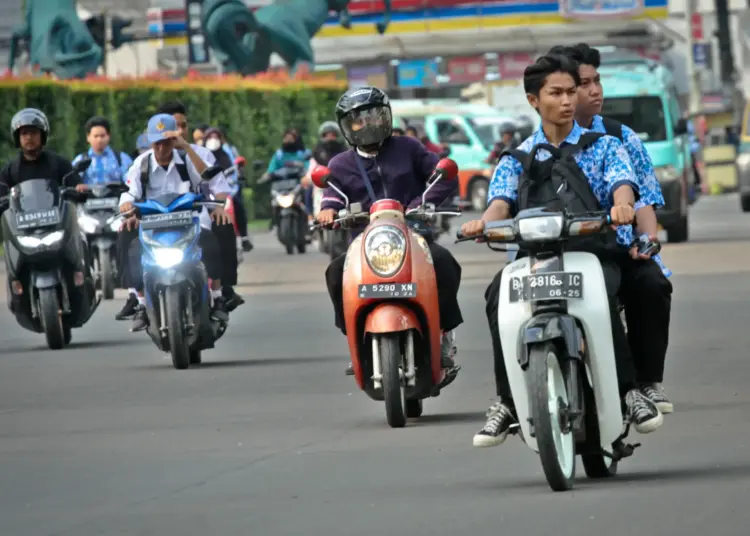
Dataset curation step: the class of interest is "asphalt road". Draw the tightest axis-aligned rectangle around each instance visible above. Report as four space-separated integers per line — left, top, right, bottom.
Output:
2 194 750 535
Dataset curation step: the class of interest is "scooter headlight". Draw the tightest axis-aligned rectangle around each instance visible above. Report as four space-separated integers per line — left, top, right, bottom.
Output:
364 225 407 277
153 248 184 268
276 193 295 208
78 213 100 234
17 230 64 248
518 215 563 242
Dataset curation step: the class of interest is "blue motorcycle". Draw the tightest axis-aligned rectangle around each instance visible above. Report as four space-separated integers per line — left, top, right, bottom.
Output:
113 170 227 369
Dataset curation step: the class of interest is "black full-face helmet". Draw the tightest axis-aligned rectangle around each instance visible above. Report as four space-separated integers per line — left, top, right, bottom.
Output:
335 86 393 147
11 108 50 148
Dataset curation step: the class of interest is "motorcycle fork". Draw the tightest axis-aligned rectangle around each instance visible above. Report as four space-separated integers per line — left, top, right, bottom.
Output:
184 288 195 336
158 290 168 336
370 331 416 390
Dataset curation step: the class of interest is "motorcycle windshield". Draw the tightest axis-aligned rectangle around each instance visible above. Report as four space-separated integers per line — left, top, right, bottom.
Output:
149 193 185 208
10 179 60 213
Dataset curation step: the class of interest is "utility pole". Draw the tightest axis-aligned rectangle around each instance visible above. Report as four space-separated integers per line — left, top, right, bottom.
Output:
685 0 702 115
715 0 735 84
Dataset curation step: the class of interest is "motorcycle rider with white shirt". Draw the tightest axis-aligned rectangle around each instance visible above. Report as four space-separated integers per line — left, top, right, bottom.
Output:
118 113 234 332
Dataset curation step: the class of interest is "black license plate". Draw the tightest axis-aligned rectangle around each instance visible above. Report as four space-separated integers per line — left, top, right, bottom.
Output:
358 283 417 299
85 197 119 210
15 208 61 230
508 272 583 303
140 211 194 230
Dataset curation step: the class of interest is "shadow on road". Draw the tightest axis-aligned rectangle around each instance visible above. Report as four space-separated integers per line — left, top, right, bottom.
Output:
415 411 485 425
133 355 347 370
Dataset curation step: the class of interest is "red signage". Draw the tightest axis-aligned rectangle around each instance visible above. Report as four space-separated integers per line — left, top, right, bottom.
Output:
446 56 486 84
691 13 703 40
497 52 534 80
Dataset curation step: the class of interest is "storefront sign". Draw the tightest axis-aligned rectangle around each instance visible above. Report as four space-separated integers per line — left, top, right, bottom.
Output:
446 56 486 84
497 52 534 80
397 59 439 88
559 0 644 19
348 65 388 88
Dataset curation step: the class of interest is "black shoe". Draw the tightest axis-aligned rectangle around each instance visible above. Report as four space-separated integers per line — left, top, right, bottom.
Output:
211 297 230 322
222 287 245 312
345 362 354 375
116 293 139 320
130 305 149 332
241 237 254 252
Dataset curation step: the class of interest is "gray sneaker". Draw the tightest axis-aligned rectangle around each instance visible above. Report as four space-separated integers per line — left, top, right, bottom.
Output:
640 383 673 414
472 401 516 448
440 330 457 369
625 389 663 434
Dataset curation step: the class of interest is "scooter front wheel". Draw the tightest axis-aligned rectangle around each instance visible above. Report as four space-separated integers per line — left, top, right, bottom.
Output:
38 287 65 350
378 333 406 428
165 286 190 370
529 342 576 491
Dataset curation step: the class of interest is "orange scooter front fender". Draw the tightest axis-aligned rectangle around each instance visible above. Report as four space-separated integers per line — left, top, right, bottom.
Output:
363 304 422 335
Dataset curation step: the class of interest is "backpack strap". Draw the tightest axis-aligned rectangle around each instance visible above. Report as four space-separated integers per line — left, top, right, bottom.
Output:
601 117 624 141
499 148 534 173
175 150 192 185
113 150 121 168
560 132 605 159
139 154 150 201
10 156 20 186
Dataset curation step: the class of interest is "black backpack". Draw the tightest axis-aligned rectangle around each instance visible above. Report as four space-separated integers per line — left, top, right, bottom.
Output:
501 132 619 253
601 117 623 141
138 150 191 201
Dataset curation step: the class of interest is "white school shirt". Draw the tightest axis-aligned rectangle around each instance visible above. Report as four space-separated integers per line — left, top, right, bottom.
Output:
119 148 232 229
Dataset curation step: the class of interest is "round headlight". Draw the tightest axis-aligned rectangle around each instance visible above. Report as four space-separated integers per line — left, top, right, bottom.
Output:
364 225 407 277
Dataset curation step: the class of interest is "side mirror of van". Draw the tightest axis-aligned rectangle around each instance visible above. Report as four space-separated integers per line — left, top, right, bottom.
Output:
674 119 689 136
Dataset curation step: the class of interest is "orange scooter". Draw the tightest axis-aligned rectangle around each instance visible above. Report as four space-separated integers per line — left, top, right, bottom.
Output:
310 159 462 428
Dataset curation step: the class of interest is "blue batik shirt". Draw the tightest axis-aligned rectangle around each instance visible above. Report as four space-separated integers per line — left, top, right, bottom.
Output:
589 115 664 213
487 122 639 247
73 147 133 185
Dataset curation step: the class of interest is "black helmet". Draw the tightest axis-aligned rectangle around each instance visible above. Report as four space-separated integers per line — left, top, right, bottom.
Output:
335 86 392 147
11 108 50 148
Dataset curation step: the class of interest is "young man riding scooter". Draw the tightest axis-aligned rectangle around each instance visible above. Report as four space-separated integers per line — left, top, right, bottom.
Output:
460 54 665 447
548 43 674 415
118 114 235 331
316 86 463 376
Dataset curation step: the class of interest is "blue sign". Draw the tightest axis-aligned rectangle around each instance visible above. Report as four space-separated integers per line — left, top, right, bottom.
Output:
693 43 711 69
560 0 644 18
397 59 439 88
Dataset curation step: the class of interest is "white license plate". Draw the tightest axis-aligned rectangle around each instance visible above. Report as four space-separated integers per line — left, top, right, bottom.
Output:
358 283 417 299
508 272 583 302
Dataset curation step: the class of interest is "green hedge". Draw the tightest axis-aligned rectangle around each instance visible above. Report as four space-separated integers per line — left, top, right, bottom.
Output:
0 78 344 219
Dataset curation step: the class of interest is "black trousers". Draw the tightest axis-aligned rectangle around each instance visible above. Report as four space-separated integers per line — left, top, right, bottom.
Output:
325 242 464 335
118 221 239 290
485 252 672 401
233 185 248 238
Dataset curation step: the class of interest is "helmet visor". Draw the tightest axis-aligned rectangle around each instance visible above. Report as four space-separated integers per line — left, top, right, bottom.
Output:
340 106 392 147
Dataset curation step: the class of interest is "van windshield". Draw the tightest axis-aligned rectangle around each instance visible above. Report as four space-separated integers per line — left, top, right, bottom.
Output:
601 96 667 142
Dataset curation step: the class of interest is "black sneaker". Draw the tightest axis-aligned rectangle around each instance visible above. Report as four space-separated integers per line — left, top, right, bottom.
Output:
640 383 673 414
473 401 517 448
241 237 254 252
625 389 664 434
211 297 230 322
116 293 138 320
222 287 245 312
130 305 149 332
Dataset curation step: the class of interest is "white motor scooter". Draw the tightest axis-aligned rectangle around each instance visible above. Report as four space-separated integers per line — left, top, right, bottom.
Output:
459 207 641 492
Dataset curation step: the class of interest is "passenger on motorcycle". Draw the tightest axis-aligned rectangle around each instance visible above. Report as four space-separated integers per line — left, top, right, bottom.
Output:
549 43 673 414
485 121 519 165
0 108 86 195
459 54 664 447
204 127 253 256
262 129 312 229
316 86 463 376
73 116 133 185
133 133 150 159
118 114 235 331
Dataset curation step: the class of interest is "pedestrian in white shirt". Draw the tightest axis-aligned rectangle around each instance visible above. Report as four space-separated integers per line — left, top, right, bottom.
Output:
116 113 234 332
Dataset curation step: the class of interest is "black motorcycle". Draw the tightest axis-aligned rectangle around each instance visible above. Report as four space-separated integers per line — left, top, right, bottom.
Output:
76 182 130 299
0 159 100 349
269 161 310 255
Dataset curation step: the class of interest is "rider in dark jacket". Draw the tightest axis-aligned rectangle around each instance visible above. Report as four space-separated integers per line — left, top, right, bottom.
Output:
317 87 463 376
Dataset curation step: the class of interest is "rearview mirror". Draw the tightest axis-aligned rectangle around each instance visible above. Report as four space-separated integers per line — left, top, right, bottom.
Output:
74 158 92 173
435 158 459 181
201 165 224 180
234 156 246 168
310 165 331 188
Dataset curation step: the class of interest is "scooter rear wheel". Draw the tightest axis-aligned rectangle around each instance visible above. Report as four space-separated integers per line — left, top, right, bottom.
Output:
529 342 576 491
378 333 406 428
